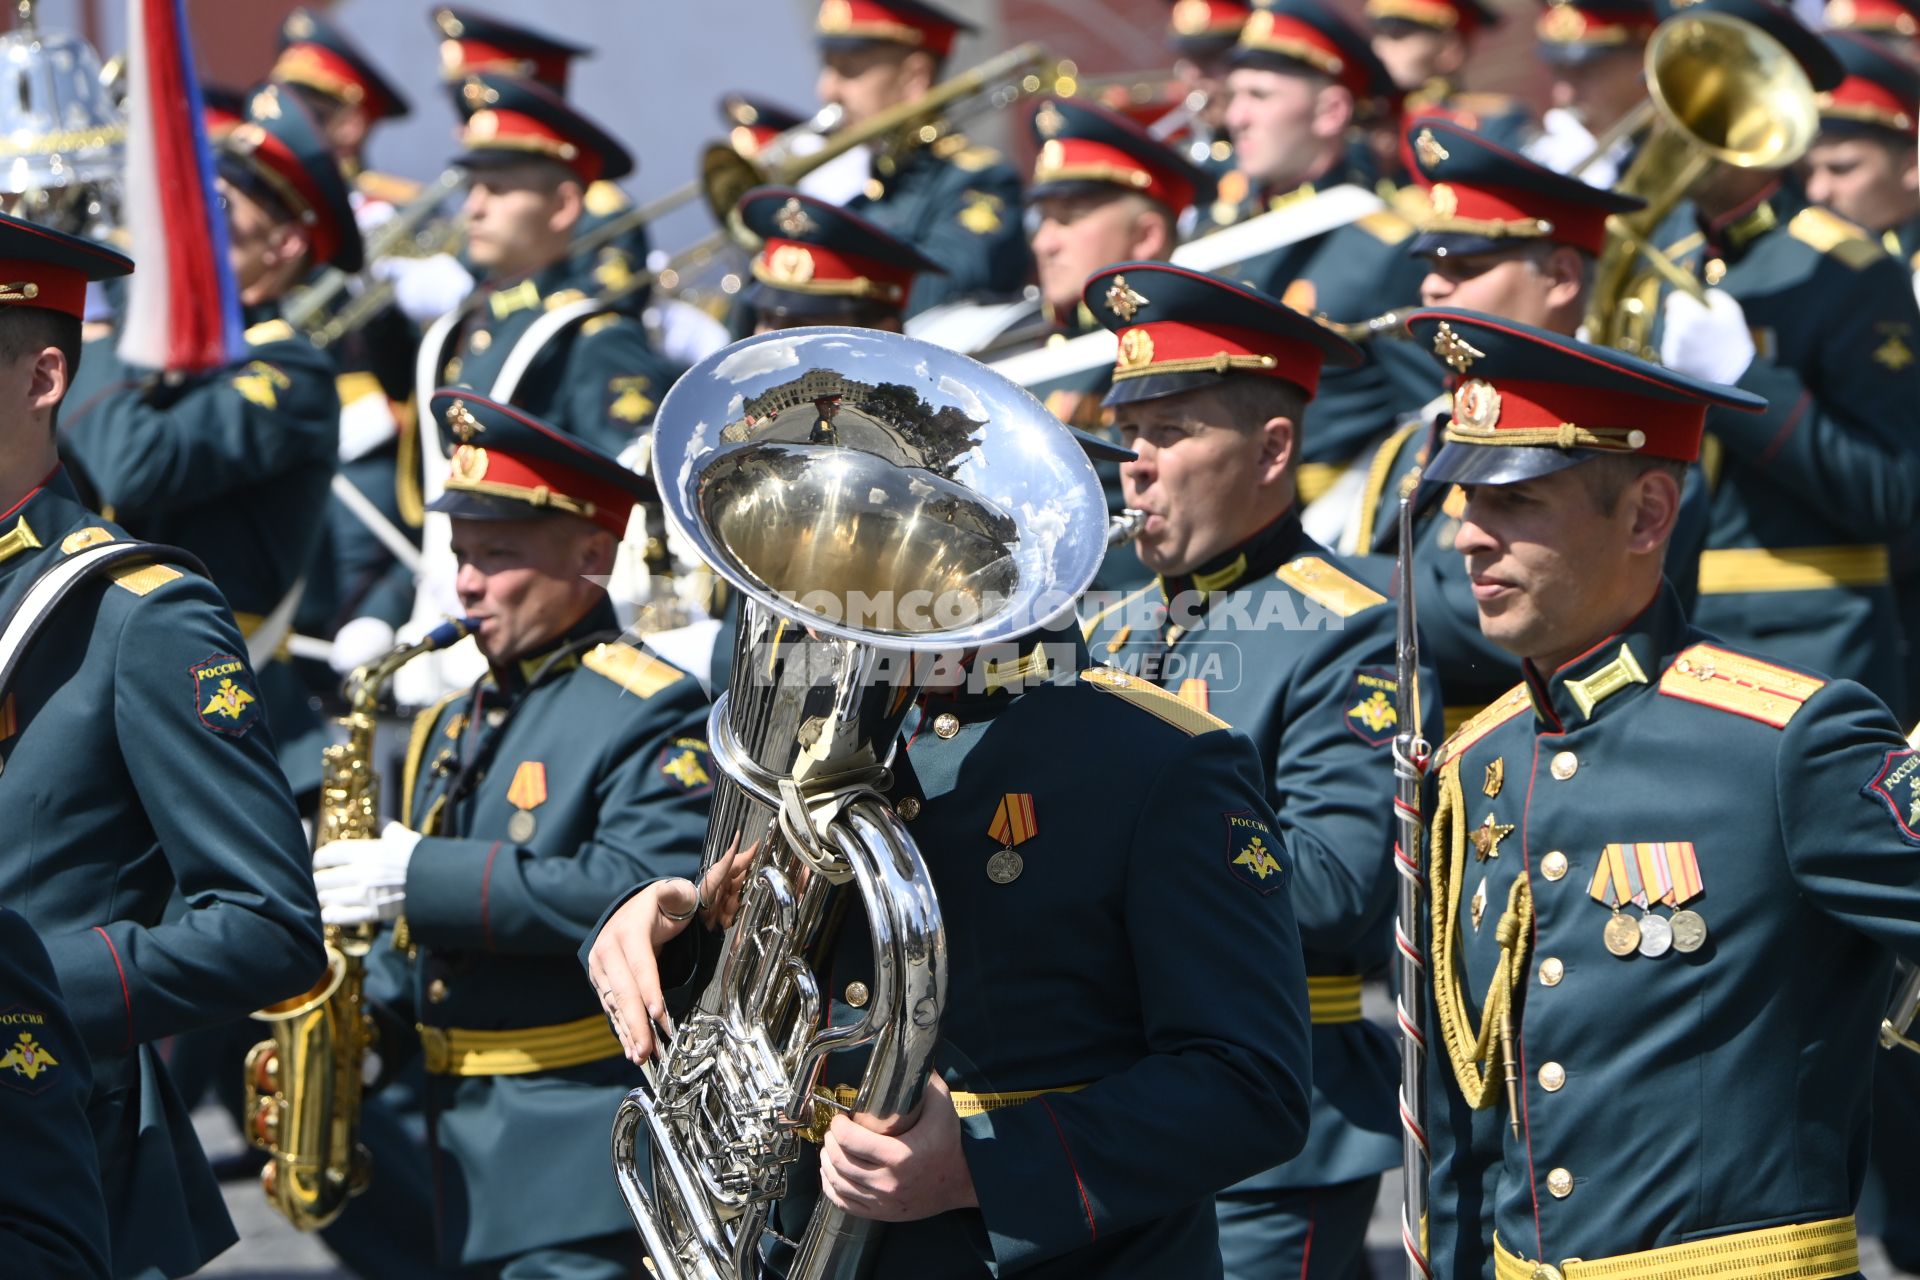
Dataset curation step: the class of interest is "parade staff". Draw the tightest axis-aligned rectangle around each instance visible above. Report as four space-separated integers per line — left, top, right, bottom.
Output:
0 210 325 1280
1405 306 1920 1280
812 0 1033 315
315 391 714 1278
1076 262 1443 1280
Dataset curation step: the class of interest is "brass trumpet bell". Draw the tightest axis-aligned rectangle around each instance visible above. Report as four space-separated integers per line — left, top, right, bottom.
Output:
1644 9 1817 171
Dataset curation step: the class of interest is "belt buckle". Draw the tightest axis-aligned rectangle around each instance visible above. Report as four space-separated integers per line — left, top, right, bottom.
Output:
1530 1266 1565 1280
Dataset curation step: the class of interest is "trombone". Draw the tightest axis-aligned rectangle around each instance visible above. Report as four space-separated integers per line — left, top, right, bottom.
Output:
283 167 466 335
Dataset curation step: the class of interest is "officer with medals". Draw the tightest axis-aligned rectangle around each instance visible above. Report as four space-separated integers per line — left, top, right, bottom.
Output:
812 0 1033 315
1020 96 1212 594
1073 262 1442 1279
1346 119 1658 726
61 85 359 797
0 211 325 1279
1365 0 1531 151
314 391 714 1279
1404 305 1920 1280
1524 0 1659 186
1211 0 1441 502
0 906 109 1280
1163 0 1254 190
1643 0 1920 715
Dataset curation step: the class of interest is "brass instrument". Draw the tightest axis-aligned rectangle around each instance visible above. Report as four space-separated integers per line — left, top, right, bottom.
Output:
1319 306 1418 344
616 328 1108 1279
242 617 474 1231
284 168 467 342
1583 8 1818 354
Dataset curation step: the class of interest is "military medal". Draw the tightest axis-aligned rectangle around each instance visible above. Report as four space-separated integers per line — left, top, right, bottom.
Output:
508 811 536 843
1637 912 1673 957
1670 909 1708 953
506 761 546 845
1604 910 1642 956
986 793 1036 886
1591 841 1706 960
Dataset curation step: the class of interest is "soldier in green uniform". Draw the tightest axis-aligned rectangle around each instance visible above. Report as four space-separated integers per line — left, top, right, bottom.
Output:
1523 0 1657 185
0 212 326 1279
1805 32 1920 275
0 906 110 1280
314 391 713 1279
62 84 360 796
1403 304 1920 1280
813 0 1034 315
1346 118 1654 729
1642 0 1920 714
1074 261 1442 1280
585 327 1315 1278
1214 0 1442 500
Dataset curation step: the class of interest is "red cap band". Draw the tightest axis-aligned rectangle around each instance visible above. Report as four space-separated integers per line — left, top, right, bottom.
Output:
1821 74 1917 133
1239 9 1368 97
753 238 913 304
464 108 603 183
1418 173 1613 253
234 123 340 267
0 258 87 319
817 0 961 56
446 442 635 536
1446 375 1704 461
441 37 573 88
1112 319 1328 396
273 44 382 114
1033 136 1197 213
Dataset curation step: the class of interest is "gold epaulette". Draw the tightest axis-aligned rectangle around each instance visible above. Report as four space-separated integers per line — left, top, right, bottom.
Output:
931 132 1001 171
581 313 620 336
1658 643 1825 729
582 642 686 699
1275 555 1387 618
355 169 423 206
584 179 630 217
1789 207 1886 269
1080 666 1229 736
1433 682 1531 769
544 288 589 311
1355 210 1414 244
109 561 181 596
244 318 296 346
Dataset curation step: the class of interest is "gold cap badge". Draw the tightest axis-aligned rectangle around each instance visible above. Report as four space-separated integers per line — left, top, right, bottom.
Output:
1105 274 1149 322
1432 320 1484 373
1415 128 1450 168
1452 379 1502 435
446 400 484 442
774 197 817 238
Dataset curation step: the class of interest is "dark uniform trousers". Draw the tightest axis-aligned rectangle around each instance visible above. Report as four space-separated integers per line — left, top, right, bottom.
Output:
341 602 712 1276
0 905 111 1280
628 632 1316 1278
0 471 325 1278
1425 584 1920 1280
1083 514 1444 1279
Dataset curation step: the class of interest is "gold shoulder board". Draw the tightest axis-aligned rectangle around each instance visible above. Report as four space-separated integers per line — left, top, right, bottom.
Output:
581 313 620 336
355 170 423 205
1433 683 1532 769
1354 210 1414 244
1275 555 1387 618
583 642 686 699
584 180 630 217
1788 207 1885 269
1080 666 1229 736
109 561 181 597
1658 643 1824 728
244 318 296 347
544 288 590 311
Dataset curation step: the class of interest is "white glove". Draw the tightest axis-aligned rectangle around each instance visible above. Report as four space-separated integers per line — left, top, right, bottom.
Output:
329 616 396 676
1659 288 1756 386
313 822 421 926
373 253 476 326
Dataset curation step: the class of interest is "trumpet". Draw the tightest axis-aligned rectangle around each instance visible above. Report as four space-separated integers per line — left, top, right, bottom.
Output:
1318 306 1418 344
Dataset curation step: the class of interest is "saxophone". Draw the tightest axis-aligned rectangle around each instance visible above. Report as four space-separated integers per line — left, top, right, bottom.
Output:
242 617 474 1231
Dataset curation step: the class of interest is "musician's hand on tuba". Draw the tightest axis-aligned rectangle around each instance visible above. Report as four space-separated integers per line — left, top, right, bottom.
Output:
818 1074 978 1222
587 836 756 1065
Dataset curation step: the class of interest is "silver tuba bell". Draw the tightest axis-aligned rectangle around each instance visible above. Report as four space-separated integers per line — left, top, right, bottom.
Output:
616 327 1108 1279
0 1 125 237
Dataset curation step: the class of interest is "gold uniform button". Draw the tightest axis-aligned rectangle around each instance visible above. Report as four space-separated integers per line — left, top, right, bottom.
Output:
470 329 493 353
1541 850 1568 881
1539 957 1565 986
427 979 449 1004
1550 750 1578 780
1546 1167 1574 1198
844 981 870 1009
933 712 960 739
486 707 508 727
1538 1061 1566 1092
897 797 921 821
1704 258 1727 286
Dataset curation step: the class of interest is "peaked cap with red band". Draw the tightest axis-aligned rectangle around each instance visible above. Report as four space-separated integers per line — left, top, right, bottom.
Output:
0 210 131 321
1166 0 1256 56
1233 0 1397 101
1367 0 1501 37
815 0 974 57
272 7 410 121
428 390 655 538
722 95 808 159
219 85 364 272
1536 0 1658 61
1825 0 1920 37
434 8 589 91
1407 116 1645 256
1028 97 1216 215
453 74 633 184
1406 307 1765 486
1085 261 1362 408
1819 30 1920 135
737 186 943 320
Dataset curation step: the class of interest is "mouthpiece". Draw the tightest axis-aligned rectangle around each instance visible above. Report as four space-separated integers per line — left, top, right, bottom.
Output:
424 617 478 650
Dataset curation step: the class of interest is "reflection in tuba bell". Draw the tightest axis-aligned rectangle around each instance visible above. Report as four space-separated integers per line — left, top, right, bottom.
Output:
616 328 1108 1279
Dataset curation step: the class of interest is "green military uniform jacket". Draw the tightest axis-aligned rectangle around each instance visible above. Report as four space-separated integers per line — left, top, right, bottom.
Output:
61 306 343 791
0 904 110 1280
0 471 325 1278
374 602 712 1264
849 132 1034 317
1198 171 1442 496
640 631 1314 1277
1651 186 1920 712
422 260 677 457
1083 515 1444 1196
1424 585 1920 1279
